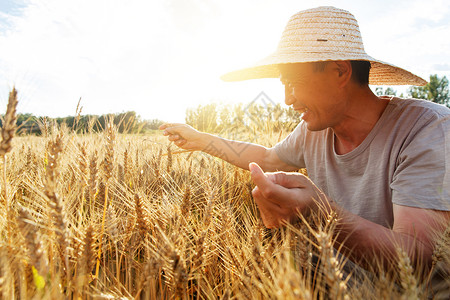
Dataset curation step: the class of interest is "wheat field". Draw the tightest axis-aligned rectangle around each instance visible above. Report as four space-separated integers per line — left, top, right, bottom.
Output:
0 90 449 299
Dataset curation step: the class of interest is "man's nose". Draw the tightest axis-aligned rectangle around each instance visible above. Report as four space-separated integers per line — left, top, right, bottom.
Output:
284 85 295 106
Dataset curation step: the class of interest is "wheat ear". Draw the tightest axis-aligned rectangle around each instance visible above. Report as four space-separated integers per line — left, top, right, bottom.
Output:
397 248 420 300
0 87 18 157
17 207 48 276
77 142 88 226
316 230 348 300
1 87 18 204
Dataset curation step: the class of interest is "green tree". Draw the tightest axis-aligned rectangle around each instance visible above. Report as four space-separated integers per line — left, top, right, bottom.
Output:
375 87 397 96
408 74 449 107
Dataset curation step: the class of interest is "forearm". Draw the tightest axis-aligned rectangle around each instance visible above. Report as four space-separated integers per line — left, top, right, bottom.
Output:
198 132 269 170
161 123 294 171
330 203 433 272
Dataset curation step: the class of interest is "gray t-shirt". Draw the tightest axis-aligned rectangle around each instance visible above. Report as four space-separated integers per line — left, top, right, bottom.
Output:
274 97 450 228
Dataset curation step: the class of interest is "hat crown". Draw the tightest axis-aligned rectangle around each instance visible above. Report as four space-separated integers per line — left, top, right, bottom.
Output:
278 6 366 56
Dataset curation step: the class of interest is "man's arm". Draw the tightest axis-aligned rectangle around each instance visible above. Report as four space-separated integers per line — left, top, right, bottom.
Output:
249 162 450 272
159 123 297 172
331 204 449 271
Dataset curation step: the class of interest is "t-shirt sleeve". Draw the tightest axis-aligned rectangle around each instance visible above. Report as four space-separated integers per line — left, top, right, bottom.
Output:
273 122 307 169
391 113 450 211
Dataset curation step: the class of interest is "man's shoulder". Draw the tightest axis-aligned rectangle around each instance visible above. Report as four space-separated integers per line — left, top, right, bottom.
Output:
388 97 450 119
371 97 450 154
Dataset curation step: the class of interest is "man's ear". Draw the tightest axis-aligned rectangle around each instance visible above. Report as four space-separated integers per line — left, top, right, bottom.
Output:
333 61 352 87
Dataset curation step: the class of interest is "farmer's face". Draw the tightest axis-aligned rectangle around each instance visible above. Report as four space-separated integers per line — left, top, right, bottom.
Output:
280 62 348 131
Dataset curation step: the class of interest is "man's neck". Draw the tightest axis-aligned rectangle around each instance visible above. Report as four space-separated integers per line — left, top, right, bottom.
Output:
333 88 390 155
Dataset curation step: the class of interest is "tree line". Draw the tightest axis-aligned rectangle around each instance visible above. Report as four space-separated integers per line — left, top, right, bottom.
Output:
3 111 165 135
375 74 449 107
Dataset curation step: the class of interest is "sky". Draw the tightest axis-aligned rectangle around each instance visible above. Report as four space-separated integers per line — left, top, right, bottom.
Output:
0 0 449 123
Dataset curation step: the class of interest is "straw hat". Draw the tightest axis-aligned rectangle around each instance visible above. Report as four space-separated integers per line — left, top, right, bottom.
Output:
221 6 427 86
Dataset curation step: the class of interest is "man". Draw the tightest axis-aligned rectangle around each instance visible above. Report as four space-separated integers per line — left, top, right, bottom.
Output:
160 6 449 276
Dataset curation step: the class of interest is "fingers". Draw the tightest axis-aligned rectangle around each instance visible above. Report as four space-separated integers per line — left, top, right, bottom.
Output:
159 123 202 151
174 139 186 147
160 123 186 142
250 162 326 229
250 162 307 228
249 162 290 199
257 203 283 228
169 135 187 147
249 161 309 190
159 123 183 130
165 132 187 148
249 162 270 190
160 123 193 139
161 124 181 135
252 185 290 229
167 133 181 141
267 172 309 189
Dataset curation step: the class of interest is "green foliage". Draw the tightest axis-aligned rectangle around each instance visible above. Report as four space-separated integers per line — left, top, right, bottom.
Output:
408 86 428 100
408 74 450 107
375 87 397 96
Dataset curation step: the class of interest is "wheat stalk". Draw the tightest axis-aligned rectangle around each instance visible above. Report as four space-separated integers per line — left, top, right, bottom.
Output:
95 117 116 280
44 131 71 286
17 207 48 276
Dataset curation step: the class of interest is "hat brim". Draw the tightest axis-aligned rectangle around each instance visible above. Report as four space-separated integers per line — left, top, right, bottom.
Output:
220 51 427 86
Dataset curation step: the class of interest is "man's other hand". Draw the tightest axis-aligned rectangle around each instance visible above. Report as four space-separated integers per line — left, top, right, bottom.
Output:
249 162 328 228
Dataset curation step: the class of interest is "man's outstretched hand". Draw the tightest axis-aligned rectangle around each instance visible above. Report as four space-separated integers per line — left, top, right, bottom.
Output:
249 162 328 228
159 123 205 151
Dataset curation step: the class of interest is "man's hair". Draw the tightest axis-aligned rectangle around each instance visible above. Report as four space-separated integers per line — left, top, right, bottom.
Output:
313 60 371 85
